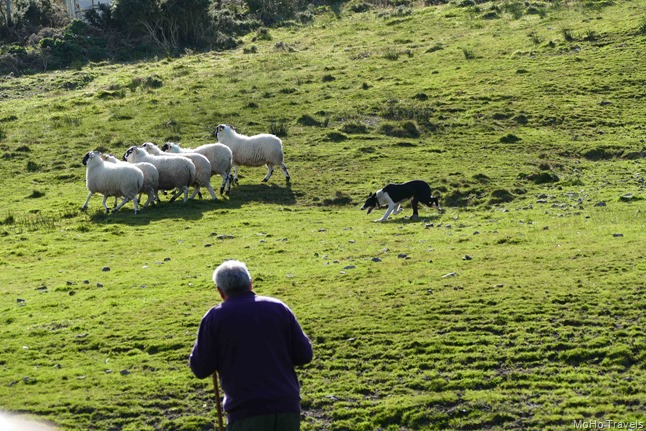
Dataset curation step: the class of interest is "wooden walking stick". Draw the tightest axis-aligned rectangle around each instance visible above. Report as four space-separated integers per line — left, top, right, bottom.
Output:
212 372 225 431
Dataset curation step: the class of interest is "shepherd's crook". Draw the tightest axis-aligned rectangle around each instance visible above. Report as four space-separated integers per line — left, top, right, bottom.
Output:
212 372 225 431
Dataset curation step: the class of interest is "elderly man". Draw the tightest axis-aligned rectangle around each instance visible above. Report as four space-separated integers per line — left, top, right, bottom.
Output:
189 260 313 431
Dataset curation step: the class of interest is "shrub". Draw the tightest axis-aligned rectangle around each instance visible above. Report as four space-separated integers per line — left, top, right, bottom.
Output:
380 121 420 138
380 100 437 131
582 146 622 160
26 160 41 172
111 0 161 37
583 28 599 41
383 48 400 61
254 27 272 41
349 1 371 13
502 1 524 19
500 133 521 143
462 47 475 59
340 122 368 134
209 9 261 37
561 28 575 42
84 3 115 30
27 190 45 198
159 0 213 47
326 132 348 142
246 0 304 26
269 120 289 137
520 172 560 184
639 18 646 35
529 32 542 45
488 189 515 204
297 114 322 127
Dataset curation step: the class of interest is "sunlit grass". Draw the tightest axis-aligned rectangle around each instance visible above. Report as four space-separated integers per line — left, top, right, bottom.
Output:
0 1 645 430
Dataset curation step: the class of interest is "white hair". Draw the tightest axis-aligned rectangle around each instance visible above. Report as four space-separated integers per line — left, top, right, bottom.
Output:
212 260 252 295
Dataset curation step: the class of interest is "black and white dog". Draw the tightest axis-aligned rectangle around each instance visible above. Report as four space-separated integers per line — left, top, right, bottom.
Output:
361 180 441 222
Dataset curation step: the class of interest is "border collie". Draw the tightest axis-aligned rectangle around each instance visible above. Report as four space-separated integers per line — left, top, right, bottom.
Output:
361 180 441 222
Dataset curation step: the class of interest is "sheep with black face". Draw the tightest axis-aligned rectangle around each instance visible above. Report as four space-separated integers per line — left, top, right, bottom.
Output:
81 150 144 214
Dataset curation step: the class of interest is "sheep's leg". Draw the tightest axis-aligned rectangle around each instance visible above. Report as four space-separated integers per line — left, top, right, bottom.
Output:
80 192 94 211
182 186 189 202
141 192 152 208
169 188 182 203
224 174 231 195
189 187 201 200
113 196 130 212
262 164 274 182
101 195 111 213
219 174 229 195
205 183 218 200
235 166 240 183
132 195 139 214
280 163 290 181
142 191 156 208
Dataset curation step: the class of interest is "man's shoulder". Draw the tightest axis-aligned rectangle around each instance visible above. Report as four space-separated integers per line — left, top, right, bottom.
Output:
254 294 285 305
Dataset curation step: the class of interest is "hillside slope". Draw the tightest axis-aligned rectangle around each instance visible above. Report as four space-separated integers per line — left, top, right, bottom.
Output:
0 1 644 430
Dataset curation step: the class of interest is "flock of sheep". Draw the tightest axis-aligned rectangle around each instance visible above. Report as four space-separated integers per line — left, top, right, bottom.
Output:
80 124 291 214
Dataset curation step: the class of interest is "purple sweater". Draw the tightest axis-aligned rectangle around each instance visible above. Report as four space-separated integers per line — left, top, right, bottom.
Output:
189 292 313 423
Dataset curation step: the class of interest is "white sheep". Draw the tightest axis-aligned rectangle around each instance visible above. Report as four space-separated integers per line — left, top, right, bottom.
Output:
162 142 232 195
81 150 144 214
123 146 195 203
214 124 290 183
141 142 218 201
101 153 160 208
0 411 59 431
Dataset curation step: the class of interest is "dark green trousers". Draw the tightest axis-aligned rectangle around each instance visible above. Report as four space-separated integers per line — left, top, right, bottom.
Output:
226 413 300 431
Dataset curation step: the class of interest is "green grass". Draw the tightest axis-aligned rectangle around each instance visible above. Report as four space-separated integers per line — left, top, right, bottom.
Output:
0 1 645 430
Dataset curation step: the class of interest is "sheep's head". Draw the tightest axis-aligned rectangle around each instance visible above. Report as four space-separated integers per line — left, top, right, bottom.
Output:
215 124 234 139
123 146 138 161
82 150 100 166
101 153 118 163
162 142 180 153
141 142 160 154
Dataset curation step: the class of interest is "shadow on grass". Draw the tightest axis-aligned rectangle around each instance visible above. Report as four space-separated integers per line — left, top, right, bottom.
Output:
87 182 295 225
373 212 444 224
225 181 296 208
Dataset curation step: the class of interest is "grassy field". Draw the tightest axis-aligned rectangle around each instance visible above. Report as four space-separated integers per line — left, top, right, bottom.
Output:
0 0 645 430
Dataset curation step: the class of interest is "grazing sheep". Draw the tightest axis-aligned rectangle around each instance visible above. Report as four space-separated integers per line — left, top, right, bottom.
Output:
81 150 144 214
162 142 233 195
101 153 160 208
214 124 290 183
123 146 195 203
141 142 217 201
